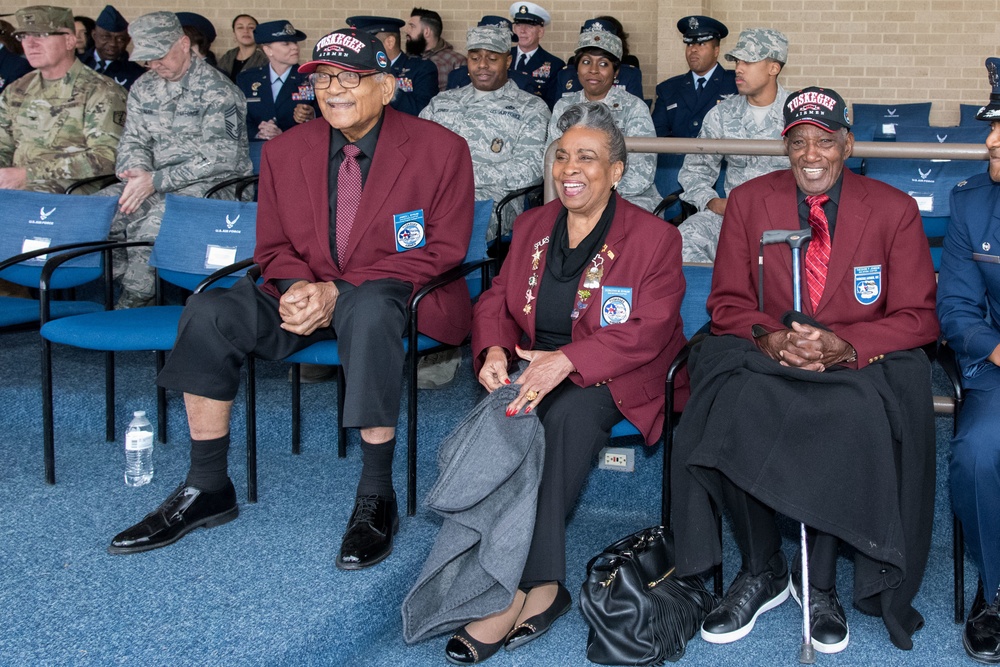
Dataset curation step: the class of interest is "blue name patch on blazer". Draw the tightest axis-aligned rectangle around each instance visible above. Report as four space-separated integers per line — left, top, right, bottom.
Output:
854 265 881 305
601 286 633 326
394 209 426 251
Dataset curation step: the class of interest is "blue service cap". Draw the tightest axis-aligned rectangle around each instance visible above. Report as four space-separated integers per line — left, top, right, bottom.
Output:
254 20 306 44
978 58 1000 121
96 5 128 32
176 12 215 43
677 15 728 44
345 16 405 35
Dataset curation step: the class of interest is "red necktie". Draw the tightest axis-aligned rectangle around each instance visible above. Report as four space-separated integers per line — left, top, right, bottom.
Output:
336 144 362 265
805 193 831 312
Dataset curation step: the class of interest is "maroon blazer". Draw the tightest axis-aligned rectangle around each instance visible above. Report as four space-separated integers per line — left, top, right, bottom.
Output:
472 195 687 444
710 169 939 368
254 106 475 346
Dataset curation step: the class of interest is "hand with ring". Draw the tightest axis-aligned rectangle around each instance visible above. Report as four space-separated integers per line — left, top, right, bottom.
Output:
525 390 539 401
505 346 576 416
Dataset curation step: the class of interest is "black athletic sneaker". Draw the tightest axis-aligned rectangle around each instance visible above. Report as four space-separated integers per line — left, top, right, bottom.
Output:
701 562 790 644
790 571 850 654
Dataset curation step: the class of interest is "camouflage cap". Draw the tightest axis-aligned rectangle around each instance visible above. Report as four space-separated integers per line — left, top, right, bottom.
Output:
13 6 74 36
725 28 788 64
575 19 623 60
466 21 512 54
129 11 183 61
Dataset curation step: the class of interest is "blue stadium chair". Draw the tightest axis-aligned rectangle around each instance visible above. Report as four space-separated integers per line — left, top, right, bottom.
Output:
653 153 685 220
0 191 117 331
38 194 258 488
865 125 987 269
853 102 931 140
960 103 984 127
252 199 495 513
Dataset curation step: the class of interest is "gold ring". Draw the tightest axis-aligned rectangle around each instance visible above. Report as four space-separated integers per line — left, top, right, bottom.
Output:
525 390 539 401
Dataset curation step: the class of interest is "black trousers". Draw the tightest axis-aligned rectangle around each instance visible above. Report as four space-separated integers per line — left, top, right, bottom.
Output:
721 475 839 590
157 275 411 429
519 380 622 587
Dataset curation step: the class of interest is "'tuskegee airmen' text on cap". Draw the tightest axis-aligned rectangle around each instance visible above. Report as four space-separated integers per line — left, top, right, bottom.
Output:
782 86 851 135
298 29 391 75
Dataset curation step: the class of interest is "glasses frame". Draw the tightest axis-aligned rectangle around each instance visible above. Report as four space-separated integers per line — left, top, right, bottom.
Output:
308 70 379 90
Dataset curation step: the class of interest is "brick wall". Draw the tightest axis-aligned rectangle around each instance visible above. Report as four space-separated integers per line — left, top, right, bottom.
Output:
72 0 998 126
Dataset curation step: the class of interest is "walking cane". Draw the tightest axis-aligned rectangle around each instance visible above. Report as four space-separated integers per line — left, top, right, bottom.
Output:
759 229 817 665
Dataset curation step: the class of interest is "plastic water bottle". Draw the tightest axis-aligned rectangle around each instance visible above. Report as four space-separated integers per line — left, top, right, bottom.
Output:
124 411 154 487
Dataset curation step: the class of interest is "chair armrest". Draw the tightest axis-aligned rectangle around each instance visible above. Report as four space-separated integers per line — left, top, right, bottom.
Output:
39 240 150 291
652 189 682 219
64 174 119 194
206 175 259 200
0 239 112 273
194 258 258 293
936 340 964 402
494 184 543 233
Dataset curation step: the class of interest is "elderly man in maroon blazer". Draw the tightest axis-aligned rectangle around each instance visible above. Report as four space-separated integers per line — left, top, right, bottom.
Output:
672 87 938 654
108 29 475 571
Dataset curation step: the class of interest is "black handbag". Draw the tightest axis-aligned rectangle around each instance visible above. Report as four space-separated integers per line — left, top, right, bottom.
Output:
579 526 716 665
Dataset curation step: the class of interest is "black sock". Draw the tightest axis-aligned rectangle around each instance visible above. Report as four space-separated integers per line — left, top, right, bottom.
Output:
356 437 395 498
185 434 230 492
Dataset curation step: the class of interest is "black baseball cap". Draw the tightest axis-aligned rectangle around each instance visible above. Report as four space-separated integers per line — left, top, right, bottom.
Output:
299 28 391 75
782 86 852 135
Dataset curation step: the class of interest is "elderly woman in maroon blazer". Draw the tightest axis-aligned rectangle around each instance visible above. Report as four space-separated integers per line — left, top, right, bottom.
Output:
443 101 687 665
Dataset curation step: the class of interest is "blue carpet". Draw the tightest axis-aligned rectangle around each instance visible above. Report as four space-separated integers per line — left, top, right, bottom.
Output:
0 328 975 665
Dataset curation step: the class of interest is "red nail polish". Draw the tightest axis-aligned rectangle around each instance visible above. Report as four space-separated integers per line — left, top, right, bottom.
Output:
504 379 511 384
505 408 513 417
525 407 532 413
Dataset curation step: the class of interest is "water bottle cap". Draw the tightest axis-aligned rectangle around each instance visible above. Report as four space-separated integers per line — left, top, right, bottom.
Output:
134 410 146 417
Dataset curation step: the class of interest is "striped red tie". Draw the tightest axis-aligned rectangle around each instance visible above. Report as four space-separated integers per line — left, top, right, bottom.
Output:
336 144 362 265
805 194 831 312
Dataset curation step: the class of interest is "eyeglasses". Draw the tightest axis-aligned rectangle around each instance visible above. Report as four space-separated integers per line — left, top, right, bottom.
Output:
15 31 70 42
308 70 377 90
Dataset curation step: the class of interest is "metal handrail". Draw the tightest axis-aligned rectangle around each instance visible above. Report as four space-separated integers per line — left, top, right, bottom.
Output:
542 137 990 203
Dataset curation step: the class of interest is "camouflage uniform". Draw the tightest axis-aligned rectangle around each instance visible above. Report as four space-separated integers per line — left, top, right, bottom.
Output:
420 79 549 239
0 58 126 193
549 87 660 212
107 54 252 306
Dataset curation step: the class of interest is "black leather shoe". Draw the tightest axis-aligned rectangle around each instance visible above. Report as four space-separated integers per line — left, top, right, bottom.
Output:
445 627 506 665
701 560 790 644
965 579 1000 664
790 571 850 654
504 582 572 651
336 494 399 570
108 480 238 554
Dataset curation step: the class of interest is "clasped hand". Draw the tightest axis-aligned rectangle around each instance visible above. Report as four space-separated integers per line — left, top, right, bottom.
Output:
278 280 339 336
478 345 575 415
756 321 853 372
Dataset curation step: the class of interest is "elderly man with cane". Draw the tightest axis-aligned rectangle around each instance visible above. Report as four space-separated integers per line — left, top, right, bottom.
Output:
670 86 939 655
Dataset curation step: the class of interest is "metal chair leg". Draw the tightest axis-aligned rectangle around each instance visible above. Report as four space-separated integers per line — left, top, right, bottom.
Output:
246 354 257 503
104 350 115 441
337 366 347 458
42 338 56 484
291 363 301 455
155 350 167 444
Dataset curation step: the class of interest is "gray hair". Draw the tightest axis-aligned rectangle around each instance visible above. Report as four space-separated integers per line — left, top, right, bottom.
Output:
555 102 628 171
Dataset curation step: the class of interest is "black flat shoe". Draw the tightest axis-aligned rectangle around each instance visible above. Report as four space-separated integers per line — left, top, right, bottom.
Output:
108 480 238 555
445 627 506 665
336 494 399 570
965 579 1000 664
504 582 572 651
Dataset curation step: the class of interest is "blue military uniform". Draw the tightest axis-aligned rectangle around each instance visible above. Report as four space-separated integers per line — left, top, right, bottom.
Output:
937 58 1000 663
0 47 32 96
510 45 563 108
389 53 438 116
651 15 734 138
651 66 736 138
237 64 317 136
85 5 146 91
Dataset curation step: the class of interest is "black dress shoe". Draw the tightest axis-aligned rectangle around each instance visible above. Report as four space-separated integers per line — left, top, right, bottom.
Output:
445 627 506 665
336 494 399 570
790 572 849 654
701 559 790 644
108 480 238 555
504 582 572 651
965 579 1000 664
